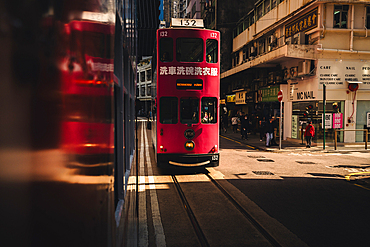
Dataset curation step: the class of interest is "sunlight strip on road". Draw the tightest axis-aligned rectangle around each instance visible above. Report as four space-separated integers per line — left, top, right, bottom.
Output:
220 135 257 150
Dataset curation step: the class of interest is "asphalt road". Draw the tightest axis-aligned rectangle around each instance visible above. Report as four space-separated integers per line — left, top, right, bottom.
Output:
216 135 370 247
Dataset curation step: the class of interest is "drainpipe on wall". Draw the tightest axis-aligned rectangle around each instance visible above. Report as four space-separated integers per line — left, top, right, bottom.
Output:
320 3 326 39
350 5 354 52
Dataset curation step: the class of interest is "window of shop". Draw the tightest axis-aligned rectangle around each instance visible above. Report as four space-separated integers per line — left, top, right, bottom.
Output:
292 101 345 142
333 5 349 29
366 6 370 28
356 100 370 142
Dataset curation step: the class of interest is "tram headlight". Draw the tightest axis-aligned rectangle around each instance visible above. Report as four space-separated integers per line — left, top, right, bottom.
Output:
184 141 195 151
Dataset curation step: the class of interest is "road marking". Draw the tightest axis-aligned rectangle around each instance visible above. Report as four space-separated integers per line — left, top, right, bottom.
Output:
139 123 148 247
143 122 166 246
220 135 257 150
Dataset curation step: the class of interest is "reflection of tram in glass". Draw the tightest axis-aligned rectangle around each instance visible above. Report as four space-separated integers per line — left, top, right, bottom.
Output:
153 19 220 168
60 18 115 165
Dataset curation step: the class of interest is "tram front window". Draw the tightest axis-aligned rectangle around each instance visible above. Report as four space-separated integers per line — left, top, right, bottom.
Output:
201 97 217 123
176 38 203 62
160 97 178 124
180 98 199 124
160 38 173 62
206 39 218 63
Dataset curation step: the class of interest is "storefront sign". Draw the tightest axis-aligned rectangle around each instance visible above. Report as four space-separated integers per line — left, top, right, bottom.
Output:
285 7 318 38
260 86 280 102
333 113 343 129
318 60 370 89
227 94 235 103
220 99 225 104
292 115 298 138
323 113 332 129
288 79 317 102
235 91 247 105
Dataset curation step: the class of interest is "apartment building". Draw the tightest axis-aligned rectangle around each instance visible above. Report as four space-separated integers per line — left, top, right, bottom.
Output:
137 56 153 116
221 0 370 144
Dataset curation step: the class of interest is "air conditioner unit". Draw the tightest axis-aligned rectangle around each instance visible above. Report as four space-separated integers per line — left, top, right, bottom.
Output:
285 37 292 45
250 46 256 56
293 32 305 45
298 60 311 76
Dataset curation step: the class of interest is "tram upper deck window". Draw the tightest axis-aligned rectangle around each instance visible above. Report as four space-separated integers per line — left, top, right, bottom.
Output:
206 39 218 63
180 98 199 124
160 97 178 124
176 38 203 62
160 38 173 62
201 97 217 124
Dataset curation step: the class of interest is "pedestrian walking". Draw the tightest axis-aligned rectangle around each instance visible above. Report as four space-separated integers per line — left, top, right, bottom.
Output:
259 118 266 141
304 121 315 148
240 115 248 140
222 114 229 133
231 115 239 133
265 118 274 147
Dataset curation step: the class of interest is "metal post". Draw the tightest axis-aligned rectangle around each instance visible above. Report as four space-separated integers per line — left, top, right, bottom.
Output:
366 129 368 150
334 129 337 150
323 84 326 150
279 99 282 150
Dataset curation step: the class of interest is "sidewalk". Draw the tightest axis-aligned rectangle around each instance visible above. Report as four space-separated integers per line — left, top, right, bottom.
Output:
220 128 369 153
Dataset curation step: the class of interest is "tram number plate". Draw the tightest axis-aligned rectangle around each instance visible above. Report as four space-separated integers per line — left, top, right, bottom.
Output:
212 155 218 161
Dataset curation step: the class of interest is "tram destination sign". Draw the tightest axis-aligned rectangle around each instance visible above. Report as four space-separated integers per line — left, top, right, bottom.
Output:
171 18 204 28
176 79 203 90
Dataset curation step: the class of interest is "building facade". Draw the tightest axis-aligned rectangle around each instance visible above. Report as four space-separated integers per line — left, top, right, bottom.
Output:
222 0 370 144
137 56 153 116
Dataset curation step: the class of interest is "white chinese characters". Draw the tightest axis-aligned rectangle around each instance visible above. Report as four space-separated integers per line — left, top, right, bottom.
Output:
159 66 218 76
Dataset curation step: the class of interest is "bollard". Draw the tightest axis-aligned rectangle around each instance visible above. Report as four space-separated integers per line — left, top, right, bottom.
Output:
334 129 337 150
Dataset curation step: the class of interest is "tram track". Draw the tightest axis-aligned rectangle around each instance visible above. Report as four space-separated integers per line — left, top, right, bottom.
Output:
170 170 282 247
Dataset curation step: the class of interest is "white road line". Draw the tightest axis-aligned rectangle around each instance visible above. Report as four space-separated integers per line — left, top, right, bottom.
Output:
143 122 166 247
138 123 148 247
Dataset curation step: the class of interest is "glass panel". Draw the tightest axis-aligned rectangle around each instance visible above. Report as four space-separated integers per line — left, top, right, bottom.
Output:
201 97 217 124
180 98 199 124
206 39 218 63
160 97 178 124
160 38 173 62
176 38 203 62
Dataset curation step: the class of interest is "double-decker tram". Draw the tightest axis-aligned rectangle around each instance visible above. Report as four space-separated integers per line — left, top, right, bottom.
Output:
154 19 220 167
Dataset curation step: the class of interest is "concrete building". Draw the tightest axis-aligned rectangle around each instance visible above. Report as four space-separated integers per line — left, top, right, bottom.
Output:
187 0 202 19
221 0 370 144
137 56 153 116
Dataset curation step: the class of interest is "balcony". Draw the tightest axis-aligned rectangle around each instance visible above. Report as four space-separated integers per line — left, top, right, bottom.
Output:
221 44 317 79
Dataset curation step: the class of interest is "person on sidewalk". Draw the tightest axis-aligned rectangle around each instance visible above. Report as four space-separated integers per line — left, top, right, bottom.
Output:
231 115 239 133
259 118 266 141
240 114 248 140
304 121 315 148
265 118 274 147
222 114 229 133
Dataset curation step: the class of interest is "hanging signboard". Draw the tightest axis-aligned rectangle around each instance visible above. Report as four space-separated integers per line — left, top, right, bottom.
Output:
235 91 247 105
333 113 343 129
285 7 318 38
292 115 298 139
227 95 235 103
322 113 332 129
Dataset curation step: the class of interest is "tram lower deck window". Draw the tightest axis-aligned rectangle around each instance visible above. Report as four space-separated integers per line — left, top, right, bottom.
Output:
201 97 217 123
160 97 178 124
180 98 199 124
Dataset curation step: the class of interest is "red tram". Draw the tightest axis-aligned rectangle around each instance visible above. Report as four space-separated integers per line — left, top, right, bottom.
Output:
60 18 115 164
155 19 220 167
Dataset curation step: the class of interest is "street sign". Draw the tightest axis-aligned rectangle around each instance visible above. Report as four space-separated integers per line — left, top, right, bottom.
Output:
277 90 283 102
